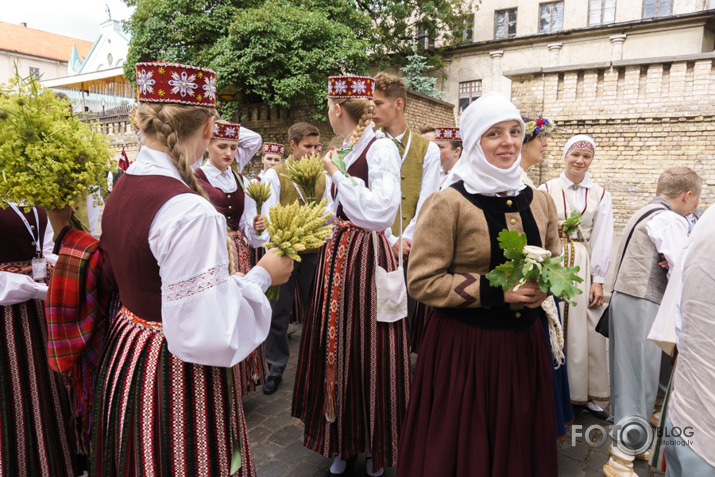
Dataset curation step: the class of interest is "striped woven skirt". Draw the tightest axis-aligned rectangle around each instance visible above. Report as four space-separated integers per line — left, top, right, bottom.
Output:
0 261 76 476
291 221 410 469
91 307 255 476
231 230 267 396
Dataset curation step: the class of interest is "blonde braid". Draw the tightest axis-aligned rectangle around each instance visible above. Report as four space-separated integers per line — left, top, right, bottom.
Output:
139 103 237 274
348 101 374 146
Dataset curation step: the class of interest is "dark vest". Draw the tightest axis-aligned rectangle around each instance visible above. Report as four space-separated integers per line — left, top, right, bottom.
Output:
100 174 196 322
0 205 48 263
195 168 245 231
331 138 376 221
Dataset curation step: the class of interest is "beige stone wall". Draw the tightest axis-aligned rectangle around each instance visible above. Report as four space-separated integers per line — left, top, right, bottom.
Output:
509 54 715 230
0 52 68 84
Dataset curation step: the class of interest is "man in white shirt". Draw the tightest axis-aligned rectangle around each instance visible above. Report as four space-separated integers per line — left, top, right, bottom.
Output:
605 167 701 477
372 72 440 334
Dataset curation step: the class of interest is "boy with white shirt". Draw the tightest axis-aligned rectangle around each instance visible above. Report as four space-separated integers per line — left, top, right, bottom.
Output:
604 166 701 477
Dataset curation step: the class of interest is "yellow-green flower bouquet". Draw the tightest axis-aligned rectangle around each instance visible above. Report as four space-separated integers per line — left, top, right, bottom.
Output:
0 71 112 210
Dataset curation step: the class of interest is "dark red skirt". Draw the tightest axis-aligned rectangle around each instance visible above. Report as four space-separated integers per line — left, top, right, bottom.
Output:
397 309 557 477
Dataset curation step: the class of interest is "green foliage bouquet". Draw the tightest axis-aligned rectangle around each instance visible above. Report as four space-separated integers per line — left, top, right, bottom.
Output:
560 210 582 237
0 71 112 210
263 198 333 300
485 230 583 306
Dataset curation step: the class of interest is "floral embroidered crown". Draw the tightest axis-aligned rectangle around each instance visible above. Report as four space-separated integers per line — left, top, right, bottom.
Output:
524 115 555 141
212 120 240 141
434 127 461 141
135 62 217 107
263 143 285 155
328 75 375 99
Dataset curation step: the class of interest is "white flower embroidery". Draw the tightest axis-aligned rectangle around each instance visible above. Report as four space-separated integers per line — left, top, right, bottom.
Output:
136 69 156 94
213 124 220 135
351 80 366 95
168 71 198 97
333 80 348 95
202 76 217 100
225 127 237 138
271 144 279 152
444 129 453 139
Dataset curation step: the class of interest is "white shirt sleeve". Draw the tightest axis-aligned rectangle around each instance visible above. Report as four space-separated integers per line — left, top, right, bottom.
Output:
234 127 262 173
589 190 614 284
240 195 269 248
42 218 58 266
331 137 401 231
0 272 48 305
150 194 272 367
402 140 441 242
646 211 690 280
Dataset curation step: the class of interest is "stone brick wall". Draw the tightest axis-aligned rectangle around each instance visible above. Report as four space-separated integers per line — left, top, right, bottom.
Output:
92 91 455 179
233 91 456 178
506 53 715 229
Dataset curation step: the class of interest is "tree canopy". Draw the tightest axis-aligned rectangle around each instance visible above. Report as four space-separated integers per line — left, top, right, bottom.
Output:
122 0 471 117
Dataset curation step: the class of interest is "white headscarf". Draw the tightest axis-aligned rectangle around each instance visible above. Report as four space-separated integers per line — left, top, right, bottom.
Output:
562 134 596 161
451 92 525 195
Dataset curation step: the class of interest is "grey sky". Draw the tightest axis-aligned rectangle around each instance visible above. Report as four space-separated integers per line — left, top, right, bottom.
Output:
2 0 135 42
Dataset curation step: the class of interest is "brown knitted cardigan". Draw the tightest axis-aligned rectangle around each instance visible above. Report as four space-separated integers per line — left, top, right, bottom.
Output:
407 181 561 329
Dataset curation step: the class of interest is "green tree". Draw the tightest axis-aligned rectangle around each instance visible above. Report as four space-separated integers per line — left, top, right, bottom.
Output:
400 41 444 99
209 1 371 119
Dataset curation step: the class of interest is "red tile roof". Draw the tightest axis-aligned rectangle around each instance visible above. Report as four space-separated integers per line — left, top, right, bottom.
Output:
0 21 94 63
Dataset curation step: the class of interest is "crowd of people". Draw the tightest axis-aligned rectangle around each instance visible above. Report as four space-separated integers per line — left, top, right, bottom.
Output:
0 61 712 477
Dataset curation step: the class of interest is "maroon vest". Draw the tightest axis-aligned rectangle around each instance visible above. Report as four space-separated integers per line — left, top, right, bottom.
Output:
331 138 376 221
195 168 246 231
100 174 196 322
0 205 48 263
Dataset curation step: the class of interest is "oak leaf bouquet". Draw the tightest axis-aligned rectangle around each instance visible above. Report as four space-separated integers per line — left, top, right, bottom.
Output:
560 210 582 237
485 230 583 306
263 198 333 300
0 70 111 220
281 153 324 204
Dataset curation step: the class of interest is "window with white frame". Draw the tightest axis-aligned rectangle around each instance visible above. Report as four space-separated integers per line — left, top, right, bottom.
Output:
589 0 616 25
642 0 672 18
459 80 481 115
495 9 517 39
462 15 474 42
417 28 436 49
539 1 564 33
29 67 40 79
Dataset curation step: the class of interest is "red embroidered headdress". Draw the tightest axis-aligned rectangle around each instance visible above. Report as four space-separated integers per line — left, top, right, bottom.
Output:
435 127 461 141
135 62 217 107
263 143 285 155
328 75 375 99
212 121 240 141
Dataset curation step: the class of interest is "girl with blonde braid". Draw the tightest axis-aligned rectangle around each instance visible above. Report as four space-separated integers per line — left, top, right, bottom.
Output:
46 62 293 476
292 75 408 477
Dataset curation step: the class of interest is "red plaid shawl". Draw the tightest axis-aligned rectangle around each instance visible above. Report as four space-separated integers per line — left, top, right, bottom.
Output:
45 228 110 423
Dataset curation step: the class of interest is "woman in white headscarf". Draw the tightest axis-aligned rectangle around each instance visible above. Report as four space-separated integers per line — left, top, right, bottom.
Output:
539 135 614 417
397 92 560 477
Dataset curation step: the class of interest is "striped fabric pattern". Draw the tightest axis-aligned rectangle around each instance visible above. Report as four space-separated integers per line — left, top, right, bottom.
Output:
230 230 267 396
292 220 410 469
91 308 256 476
0 289 76 476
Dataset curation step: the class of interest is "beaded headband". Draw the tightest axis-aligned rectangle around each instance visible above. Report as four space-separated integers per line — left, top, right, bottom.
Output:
566 140 595 155
135 62 217 107
328 75 375 99
263 143 285 155
434 127 461 141
212 121 240 141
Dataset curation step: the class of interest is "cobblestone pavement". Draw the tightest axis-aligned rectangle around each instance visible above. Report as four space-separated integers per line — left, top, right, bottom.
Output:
244 323 663 477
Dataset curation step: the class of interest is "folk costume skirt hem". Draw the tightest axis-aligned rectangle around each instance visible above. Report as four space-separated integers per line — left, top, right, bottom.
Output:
396 309 558 477
0 294 77 477
291 221 410 469
91 307 256 477
231 230 267 396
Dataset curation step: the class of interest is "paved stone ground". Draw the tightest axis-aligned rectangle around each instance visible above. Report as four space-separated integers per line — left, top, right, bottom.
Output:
243 323 663 477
